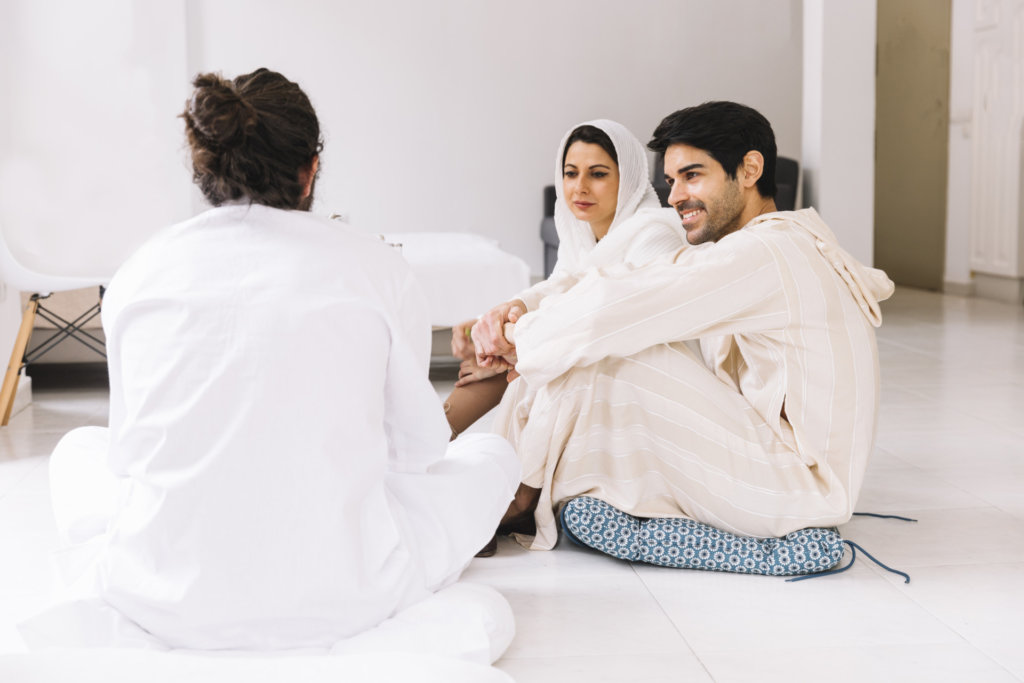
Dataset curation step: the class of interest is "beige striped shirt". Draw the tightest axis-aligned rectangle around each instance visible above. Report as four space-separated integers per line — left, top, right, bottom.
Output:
494 208 894 549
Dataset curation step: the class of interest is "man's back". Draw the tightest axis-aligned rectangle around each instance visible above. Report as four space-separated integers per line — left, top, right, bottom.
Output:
97 204 449 649
27 67 519 657
696 209 889 519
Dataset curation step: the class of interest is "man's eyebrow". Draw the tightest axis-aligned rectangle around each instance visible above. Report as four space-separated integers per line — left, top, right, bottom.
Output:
674 163 704 174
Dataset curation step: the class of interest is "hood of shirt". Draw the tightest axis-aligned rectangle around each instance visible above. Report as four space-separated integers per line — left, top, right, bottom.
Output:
751 208 895 327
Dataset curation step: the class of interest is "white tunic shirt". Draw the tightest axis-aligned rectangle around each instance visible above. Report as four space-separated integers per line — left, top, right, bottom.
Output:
79 204 499 649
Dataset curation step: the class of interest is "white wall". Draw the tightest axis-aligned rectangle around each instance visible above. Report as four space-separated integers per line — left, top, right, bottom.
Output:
0 1 193 277
0 1 193 371
944 0 975 292
186 0 804 275
0 1 191 374
964 0 1024 303
0 8 17 364
0 0 807 356
801 0 877 266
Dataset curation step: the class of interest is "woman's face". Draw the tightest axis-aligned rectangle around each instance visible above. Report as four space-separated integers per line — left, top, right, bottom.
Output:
562 141 619 240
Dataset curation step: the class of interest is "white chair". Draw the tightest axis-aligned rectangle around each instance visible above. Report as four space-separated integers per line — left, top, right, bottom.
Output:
0 221 113 425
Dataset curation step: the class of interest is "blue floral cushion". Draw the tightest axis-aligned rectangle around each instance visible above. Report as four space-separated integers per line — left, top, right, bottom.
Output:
560 496 844 576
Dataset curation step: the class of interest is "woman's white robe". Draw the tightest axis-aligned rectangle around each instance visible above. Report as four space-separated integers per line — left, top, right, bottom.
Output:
32 204 520 650
494 208 894 550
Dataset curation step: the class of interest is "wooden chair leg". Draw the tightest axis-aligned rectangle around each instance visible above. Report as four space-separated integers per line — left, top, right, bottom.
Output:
0 297 39 426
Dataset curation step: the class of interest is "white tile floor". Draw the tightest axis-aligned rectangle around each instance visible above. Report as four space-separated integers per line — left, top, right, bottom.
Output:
2 287 1023 682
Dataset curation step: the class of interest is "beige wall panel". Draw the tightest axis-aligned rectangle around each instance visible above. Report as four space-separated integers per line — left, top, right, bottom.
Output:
875 0 952 289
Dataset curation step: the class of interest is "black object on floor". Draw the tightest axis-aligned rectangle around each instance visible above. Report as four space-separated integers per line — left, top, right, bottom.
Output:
25 362 109 389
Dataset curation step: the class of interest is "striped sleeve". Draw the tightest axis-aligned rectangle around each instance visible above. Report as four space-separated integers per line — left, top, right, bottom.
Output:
513 232 790 388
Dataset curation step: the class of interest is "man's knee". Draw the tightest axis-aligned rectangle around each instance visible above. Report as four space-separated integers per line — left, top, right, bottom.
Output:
446 433 521 493
50 426 109 478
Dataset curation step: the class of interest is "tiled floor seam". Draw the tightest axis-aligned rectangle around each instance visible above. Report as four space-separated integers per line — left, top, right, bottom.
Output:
630 562 718 681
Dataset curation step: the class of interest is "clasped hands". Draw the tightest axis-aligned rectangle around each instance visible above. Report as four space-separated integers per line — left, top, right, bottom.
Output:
450 299 525 387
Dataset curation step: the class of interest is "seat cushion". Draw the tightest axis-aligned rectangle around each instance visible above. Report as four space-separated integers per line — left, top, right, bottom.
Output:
560 496 844 576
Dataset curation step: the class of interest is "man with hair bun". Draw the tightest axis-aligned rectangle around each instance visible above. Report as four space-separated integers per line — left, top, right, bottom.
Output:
482 101 895 551
27 68 520 653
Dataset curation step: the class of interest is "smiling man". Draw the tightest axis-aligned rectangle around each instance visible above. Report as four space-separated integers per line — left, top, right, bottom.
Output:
491 101 897 551
657 102 779 246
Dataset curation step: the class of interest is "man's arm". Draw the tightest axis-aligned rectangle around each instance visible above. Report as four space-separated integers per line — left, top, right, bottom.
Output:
515 269 582 312
383 267 452 473
512 233 790 388
471 298 526 369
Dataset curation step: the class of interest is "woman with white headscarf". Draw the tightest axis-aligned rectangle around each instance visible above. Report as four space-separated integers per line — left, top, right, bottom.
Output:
443 120 686 553
444 120 683 436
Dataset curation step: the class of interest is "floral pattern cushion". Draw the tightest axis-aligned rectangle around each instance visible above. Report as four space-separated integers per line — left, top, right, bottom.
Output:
559 496 845 576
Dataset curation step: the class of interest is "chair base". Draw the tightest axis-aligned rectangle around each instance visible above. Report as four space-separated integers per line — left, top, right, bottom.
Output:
1 288 107 426
1 297 39 425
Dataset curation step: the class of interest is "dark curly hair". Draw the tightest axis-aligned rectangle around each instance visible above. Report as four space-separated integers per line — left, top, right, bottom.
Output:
181 68 323 210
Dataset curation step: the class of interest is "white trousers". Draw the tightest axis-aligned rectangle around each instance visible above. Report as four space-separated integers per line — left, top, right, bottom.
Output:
35 427 520 656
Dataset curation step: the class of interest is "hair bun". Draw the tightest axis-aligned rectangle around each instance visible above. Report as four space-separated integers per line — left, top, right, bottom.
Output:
187 73 258 150
181 68 322 209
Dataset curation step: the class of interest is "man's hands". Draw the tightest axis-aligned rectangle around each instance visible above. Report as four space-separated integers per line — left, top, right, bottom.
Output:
449 299 525 385
472 299 526 370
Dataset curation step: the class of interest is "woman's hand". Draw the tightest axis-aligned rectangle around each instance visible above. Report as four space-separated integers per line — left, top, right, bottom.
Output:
454 358 503 387
472 299 526 367
450 319 477 361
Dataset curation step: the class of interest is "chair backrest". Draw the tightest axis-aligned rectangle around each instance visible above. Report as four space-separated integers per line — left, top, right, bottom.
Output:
774 156 800 212
0 220 110 295
0 3 192 296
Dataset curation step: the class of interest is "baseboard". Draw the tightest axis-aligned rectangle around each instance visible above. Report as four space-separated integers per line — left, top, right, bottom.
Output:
942 280 975 297
973 273 1024 305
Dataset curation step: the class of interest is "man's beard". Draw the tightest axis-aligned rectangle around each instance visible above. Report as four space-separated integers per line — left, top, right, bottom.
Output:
678 180 745 245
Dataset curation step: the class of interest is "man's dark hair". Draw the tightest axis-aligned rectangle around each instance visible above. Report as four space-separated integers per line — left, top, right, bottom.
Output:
648 101 777 198
181 68 323 209
562 124 618 168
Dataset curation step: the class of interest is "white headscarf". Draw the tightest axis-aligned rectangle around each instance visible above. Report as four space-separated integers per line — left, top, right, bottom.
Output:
551 119 662 274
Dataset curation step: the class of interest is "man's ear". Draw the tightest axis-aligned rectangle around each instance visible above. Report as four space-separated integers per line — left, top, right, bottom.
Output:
739 151 764 189
300 155 319 199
